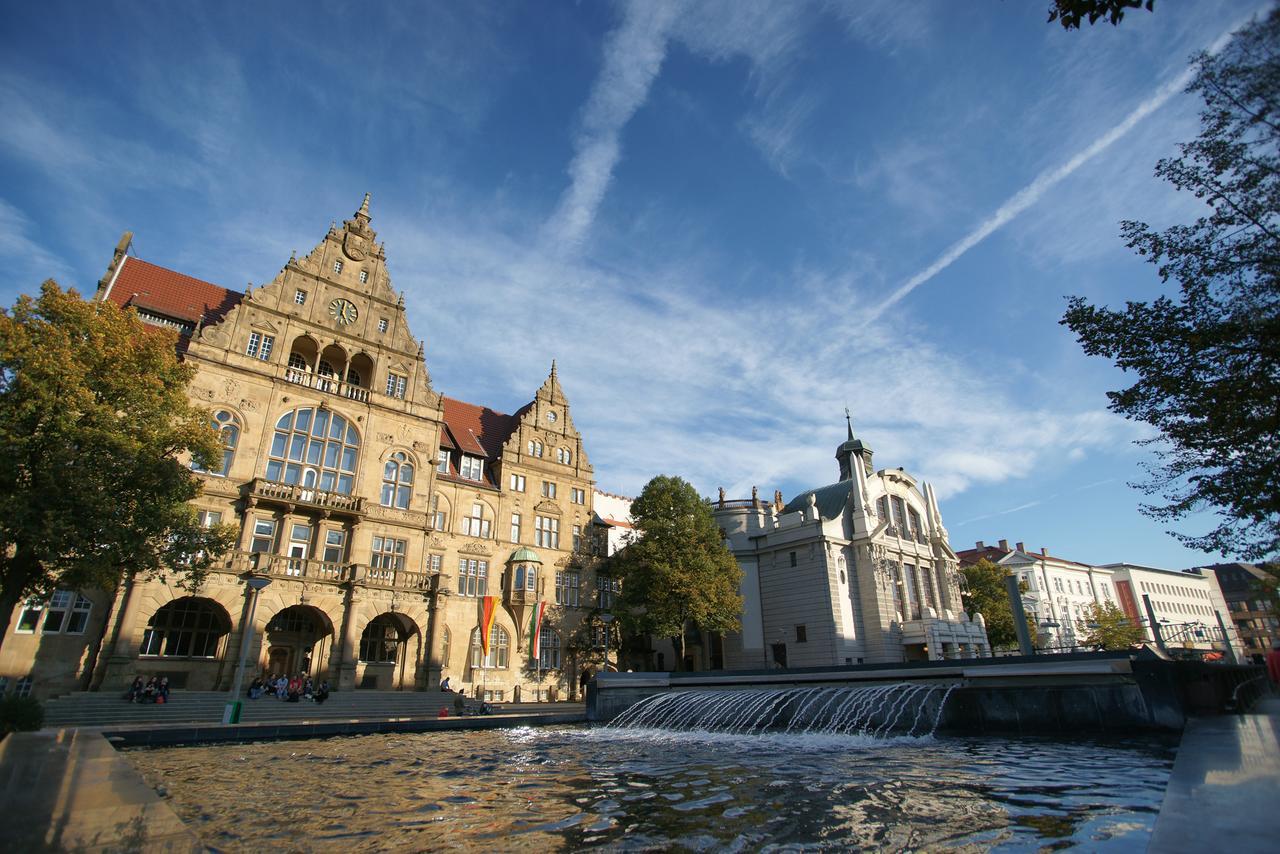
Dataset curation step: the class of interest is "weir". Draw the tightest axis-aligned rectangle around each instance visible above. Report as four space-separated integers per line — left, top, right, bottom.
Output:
610 683 955 737
588 650 1264 734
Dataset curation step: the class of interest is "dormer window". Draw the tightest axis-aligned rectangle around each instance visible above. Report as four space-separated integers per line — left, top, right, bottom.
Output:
333 260 343 274
436 450 449 473
459 455 484 481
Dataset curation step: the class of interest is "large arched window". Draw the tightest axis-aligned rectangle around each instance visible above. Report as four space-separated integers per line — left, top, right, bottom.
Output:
381 452 415 509
470 625 510 669
265 407 360 494
538 626 561 670
192 410 239 477
139 598 230 658
360 614 410 663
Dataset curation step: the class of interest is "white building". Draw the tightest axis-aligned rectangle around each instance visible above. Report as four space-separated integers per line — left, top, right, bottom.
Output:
591 489 634 557
711 421 990 669
1101 563 1244 660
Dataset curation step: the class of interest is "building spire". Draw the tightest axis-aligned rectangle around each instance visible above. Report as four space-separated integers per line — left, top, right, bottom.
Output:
845 407 854 440
358 192 371 218
550 359 557 380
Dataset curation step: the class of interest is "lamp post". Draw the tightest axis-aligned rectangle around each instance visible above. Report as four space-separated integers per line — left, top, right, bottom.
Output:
599 613 615 673
224 573 272 724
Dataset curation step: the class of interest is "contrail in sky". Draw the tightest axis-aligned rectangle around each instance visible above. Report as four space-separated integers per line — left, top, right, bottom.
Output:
860 21 1247 326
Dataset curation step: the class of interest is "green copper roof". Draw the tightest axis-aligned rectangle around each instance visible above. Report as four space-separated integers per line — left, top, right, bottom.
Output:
781 480 854 521
508 546 542 564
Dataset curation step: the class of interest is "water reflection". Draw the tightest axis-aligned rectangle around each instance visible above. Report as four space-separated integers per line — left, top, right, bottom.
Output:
125 726 1173 851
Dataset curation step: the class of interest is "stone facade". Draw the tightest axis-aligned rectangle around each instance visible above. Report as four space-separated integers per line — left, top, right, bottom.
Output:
0 197 612 702
711 421 990 669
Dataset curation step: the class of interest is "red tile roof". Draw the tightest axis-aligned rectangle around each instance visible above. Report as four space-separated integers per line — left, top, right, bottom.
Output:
105 256 240 326
440 396 529 459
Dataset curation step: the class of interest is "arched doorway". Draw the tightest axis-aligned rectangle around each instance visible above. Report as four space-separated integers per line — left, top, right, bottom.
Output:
358 612 421 689
263 605 334 679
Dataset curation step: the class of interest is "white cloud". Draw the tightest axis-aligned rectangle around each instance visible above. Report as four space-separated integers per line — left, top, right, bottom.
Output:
544 0 686 250
0 198 76 289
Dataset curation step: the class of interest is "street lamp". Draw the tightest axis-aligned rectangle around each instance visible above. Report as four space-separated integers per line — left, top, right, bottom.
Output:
223 574 272 724
599 613 615 673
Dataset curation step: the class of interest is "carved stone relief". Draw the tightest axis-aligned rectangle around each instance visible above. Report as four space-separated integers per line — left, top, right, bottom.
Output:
458 541 494 556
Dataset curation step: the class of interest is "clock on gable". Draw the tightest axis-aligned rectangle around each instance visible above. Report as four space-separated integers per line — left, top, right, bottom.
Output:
329 298 358 326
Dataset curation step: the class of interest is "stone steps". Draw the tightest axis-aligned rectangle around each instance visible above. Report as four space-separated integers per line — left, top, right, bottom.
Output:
41 690 468 727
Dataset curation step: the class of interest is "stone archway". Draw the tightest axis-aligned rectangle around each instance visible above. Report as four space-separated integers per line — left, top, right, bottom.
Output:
263 604 335 680
357 611 421 690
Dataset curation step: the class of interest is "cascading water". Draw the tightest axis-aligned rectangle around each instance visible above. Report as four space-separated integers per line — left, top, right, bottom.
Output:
609 682 955 738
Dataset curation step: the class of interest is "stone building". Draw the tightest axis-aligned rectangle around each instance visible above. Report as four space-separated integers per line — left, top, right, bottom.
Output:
0 196 612 702
710 419 990 669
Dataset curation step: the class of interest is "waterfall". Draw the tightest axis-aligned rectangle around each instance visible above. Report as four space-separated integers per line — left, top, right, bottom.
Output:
608 683 955 738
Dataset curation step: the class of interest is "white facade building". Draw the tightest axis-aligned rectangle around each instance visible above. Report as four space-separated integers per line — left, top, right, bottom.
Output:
712 422 990 669
1101 563 1244 660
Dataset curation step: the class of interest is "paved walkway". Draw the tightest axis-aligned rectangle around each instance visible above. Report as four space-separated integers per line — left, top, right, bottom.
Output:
1149 695 1280 852
0 728 202 852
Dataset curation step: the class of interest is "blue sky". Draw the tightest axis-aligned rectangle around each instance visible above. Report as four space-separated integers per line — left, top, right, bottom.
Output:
1 1 1269 569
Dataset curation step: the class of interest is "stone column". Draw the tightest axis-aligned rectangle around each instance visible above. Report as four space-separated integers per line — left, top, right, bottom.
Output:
335 586 363 691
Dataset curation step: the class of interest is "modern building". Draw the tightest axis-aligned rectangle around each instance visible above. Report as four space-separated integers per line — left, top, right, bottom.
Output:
1 196 617 702
1196 563 1279 663
709 420 990 670
1101 563 1243 661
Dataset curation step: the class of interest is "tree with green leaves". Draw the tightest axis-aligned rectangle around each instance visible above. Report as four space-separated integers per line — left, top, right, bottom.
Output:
1075 601 1147 650
610 475 742 670
960 559 1035 649
1062 11 1280 562
0 281 235 656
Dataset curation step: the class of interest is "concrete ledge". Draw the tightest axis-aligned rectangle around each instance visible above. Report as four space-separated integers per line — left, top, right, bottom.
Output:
1148 697 1280 852
103 711 587 747
0 729 202 852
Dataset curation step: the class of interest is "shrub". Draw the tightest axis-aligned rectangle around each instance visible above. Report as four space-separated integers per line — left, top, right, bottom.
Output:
0 696 45 734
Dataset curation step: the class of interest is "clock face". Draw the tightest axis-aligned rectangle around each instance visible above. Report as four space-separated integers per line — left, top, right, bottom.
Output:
329 298 358 326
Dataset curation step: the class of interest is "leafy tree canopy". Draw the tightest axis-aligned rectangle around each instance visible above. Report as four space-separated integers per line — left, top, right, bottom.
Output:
960 559 1034 648
1062 11 1280 561
0 282 235 654
611 475 742 670
1075 601 1147 650
1048 0 1154 30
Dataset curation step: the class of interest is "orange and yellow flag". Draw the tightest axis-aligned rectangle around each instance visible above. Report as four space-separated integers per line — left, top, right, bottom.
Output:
480 596 497 656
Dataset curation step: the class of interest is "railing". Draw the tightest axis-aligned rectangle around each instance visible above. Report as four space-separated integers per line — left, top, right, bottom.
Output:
256 554 351 582
247 478 365 514
356 564 435 592
283 366 371 403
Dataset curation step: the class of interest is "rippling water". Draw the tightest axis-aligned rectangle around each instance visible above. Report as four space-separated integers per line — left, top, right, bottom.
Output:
125 726 1174 851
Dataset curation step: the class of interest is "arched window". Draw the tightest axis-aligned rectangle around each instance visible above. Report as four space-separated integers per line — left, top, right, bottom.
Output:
265 407 360 494
470 625 510 669
381 452 415 509
192 410 239 476
288 352 310 372
538 626 561 670
528 440 543 458
360 614 408 663
139 598 230 658
556 447 572 465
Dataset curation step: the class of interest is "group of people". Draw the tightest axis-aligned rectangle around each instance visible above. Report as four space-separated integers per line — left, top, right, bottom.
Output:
248 673 330 704
123 676 170 704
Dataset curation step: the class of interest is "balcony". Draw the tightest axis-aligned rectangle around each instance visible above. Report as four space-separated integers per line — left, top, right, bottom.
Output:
355 564 435 592
283 366 371 403
256 554 351 583
213 551 352 585
246 478 365 516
